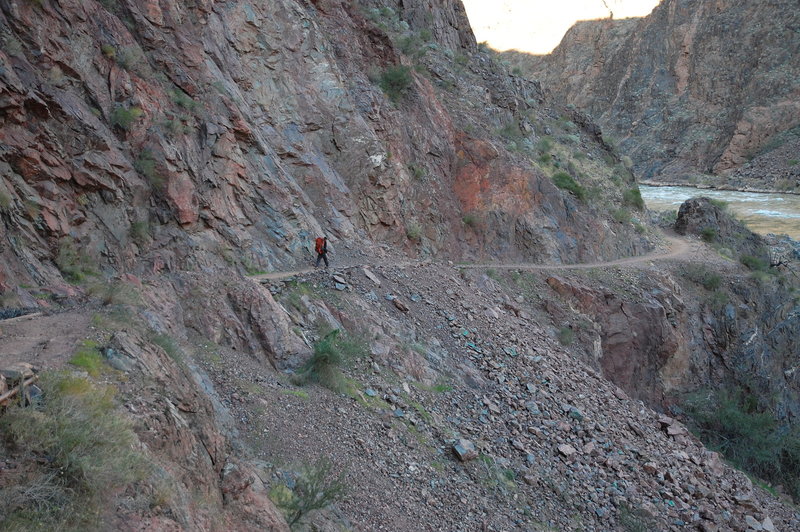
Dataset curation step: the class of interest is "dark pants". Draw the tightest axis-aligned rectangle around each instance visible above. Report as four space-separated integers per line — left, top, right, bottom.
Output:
315 252 329 267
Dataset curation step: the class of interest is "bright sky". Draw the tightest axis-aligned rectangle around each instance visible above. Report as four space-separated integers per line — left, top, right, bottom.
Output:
462 0 661 54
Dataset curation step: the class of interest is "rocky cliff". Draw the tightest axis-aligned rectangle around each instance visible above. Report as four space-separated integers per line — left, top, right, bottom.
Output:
0 0 651 298
1 1 799 531
514 0 800 190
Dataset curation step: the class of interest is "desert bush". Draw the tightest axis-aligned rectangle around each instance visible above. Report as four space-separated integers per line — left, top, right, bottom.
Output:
622 187 644 210
684 388 800 500
0 373 145 529
700 227 717 243
134 149 165 190
270 458 346 528
552 172 586 201
378 65 412 102
149 332 182 364
116 47 148 74
69 339 105 376
0 190 12 210
611 208 631 224
100 44 116 58
130 220 150 245
709 198 728 210
557 326 575 346
110 105 143 130
498 120 524 142
56 237 96 283
536 136 552 154
169 88 198 112
407 163 425 180
620 155 634 170
462 213 478 227
406 222 422 241
740 254 768 271
294 329 366 392
682 264 722 291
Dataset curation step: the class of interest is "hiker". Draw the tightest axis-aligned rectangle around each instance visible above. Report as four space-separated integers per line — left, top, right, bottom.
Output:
314 236 329 268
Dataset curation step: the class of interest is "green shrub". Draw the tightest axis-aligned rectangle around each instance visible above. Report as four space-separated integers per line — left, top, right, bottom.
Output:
294 329 366 392
498 120 523 142
116 47 147 73
0 190 12 210
536 137 552 154
0 373 145 529
110 105 143 130
788 159 799 166
408 163 425 180
741 254 768 271
149 332 182 364
557 326 574 346
700 227 717 243
682 264 722 290
134 149 164 189
56 237 96 283
462 213 478 227
709 198 728 210
69 340 105 376
170 88 198 112
618 503 658 532
707 289 729 311
130 220 150 245
100 44 116 58
611 208 631 224
622 187 644 210
270 458 346 527
378 65 412 102
406 222 422 241
552 172 586 201
684 389 800 500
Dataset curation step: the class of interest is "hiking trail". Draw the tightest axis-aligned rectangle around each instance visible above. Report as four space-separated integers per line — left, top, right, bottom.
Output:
250 231 721 283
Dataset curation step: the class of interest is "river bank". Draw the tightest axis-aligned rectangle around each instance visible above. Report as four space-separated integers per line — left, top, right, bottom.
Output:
639 180 800 196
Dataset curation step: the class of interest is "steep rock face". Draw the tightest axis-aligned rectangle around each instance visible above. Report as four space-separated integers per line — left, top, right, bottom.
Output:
544 263 800 424
0 0 651 295
520 0 800 187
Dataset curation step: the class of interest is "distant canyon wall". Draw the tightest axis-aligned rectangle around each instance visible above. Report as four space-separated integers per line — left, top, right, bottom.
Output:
515 0 800 188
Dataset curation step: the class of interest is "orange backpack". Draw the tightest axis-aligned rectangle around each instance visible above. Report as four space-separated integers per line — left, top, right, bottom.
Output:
315 237 325 254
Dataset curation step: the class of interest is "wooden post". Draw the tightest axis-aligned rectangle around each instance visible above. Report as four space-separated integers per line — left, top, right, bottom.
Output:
0 375 39 406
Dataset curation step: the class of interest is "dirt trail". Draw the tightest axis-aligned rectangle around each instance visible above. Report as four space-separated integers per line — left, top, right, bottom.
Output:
251 231 718 282
463 234 698 271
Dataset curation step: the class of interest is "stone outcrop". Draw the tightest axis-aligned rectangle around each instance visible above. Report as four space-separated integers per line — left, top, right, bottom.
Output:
515 0 800 189
674 197 768 260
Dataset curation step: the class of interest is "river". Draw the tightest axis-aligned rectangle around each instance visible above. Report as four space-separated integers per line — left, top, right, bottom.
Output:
640 185 800 240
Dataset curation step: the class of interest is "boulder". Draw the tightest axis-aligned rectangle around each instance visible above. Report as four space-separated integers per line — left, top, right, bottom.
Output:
0 362 36 382
453 439 478 461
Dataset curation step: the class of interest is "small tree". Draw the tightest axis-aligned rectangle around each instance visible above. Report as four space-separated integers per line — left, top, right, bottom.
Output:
378 65 412 102
282 459 347 527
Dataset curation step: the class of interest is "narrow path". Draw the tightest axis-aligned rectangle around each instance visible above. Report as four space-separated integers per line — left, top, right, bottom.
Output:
250 232 715 282
462 235 695 271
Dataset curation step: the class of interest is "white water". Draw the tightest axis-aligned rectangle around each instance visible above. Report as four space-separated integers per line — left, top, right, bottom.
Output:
640 185 800 240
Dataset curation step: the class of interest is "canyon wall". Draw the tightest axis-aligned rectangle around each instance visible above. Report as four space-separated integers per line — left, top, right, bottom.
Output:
515 0 800 189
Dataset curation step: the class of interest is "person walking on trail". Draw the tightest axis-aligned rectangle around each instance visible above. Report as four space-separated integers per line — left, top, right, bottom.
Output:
314 236 329 268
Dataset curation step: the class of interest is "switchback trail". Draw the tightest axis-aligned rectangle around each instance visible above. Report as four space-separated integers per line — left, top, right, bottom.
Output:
250 231 722 283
